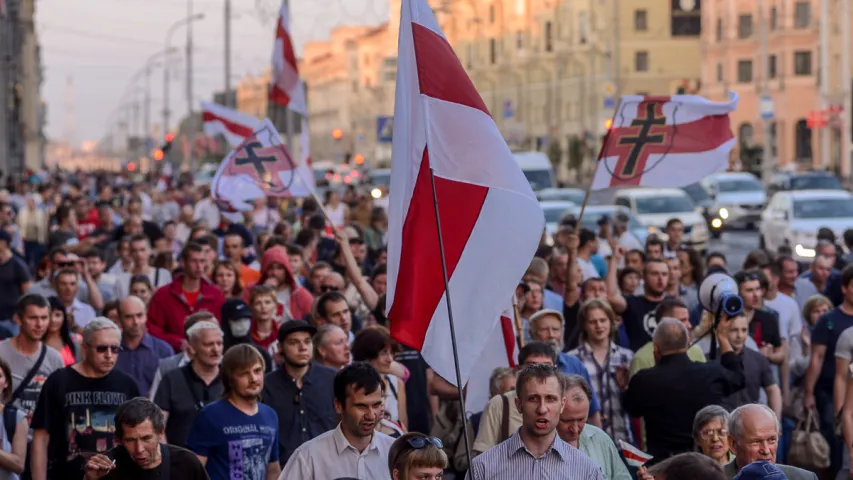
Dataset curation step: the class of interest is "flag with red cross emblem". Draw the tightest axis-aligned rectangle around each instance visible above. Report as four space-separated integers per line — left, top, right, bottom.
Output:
591 92 739 191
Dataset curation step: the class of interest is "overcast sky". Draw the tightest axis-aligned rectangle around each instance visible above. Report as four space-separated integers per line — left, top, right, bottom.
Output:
38 0 389 145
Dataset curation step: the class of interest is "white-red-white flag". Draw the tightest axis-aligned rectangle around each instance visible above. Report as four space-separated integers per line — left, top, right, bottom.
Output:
619 440 653 467
386 0 543 387
269 0 307 115
211 119 314 211
465 302 519 414
591 93 739 191
201 101 262 147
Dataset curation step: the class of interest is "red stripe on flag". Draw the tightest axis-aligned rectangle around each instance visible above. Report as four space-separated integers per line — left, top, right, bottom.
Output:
622 448 651 463
411 23 490 116
202 111 255 139
276 22 299 73
269 85 292 108
388 147 488 350
500 315 517 368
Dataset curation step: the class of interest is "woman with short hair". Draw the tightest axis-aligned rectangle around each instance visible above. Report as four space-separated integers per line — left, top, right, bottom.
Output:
387 433 447 480
692 405 732 466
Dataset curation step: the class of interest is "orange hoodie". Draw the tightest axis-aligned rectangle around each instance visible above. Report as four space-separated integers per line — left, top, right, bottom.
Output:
244 246 314 321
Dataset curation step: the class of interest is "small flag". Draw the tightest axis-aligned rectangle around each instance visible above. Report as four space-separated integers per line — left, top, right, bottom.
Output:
619 440 653 467
201 101 262 147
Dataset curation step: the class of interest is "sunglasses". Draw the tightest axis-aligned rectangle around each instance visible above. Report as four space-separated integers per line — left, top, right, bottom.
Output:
56 261 76 268
320 285 340 293
90 344 120 354
348 238 364 245
407 437 443 450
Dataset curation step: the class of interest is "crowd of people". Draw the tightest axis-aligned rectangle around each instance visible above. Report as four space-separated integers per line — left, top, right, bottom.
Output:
0 168 849 479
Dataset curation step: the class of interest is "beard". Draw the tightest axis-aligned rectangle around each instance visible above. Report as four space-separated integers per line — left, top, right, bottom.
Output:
546 339 564 355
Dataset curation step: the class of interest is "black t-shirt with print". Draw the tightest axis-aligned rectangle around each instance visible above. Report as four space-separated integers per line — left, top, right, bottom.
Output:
103 444 209 480
623 295 666 352
30 366 140 479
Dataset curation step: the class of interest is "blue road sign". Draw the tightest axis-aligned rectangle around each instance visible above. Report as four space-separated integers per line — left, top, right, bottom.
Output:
503 100 514 119
603 96 616 109
377 116 394 143
760 97 774 120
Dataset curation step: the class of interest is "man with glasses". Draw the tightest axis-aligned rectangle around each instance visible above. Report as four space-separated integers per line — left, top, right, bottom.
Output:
28 246 105 311
279 362 395 479
30 318 141 480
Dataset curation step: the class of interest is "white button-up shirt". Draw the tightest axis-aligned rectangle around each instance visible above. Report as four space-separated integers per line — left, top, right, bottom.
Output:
67 298 97 329
279 423 395 480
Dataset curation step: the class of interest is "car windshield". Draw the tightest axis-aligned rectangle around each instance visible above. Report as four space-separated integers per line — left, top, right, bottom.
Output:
634 196 695 214
790 175 842 190
793 198 853 219
539 190 585 204
524 170 554 191
717 178 764 192
579 210 644 230
542 206 570 223
683 183 710 202
371 172 391 186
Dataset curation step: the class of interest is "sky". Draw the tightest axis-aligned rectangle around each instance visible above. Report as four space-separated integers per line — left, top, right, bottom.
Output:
38 0 389 145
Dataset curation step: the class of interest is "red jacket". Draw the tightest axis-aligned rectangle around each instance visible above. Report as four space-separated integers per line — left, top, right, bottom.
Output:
243 246 313 321
148 275 225 351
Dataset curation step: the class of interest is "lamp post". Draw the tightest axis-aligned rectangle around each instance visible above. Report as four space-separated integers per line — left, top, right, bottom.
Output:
163 11 205 134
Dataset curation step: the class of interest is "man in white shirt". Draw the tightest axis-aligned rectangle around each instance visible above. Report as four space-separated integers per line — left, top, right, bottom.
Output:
193 186 220 230
576 229 600 281
113 234 172 299
55 268 97 329
280 362 394 480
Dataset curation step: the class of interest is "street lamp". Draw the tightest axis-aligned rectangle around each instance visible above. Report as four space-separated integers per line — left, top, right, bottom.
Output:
163 12 206 133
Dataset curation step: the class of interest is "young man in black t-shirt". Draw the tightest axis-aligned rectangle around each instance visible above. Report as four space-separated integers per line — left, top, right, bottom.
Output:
30 318 141 480
83 397 208 480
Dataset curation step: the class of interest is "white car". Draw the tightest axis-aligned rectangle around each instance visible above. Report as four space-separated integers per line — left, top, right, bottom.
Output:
613 187 709 253
540 200 577 241
700 172 766 229
760 190 853 262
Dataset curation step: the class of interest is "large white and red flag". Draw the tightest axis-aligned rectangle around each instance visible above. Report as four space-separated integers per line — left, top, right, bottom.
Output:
211 119 313 212
269 0 307 115
201 101 261 147
386 0 543 386
591 93 739 190
465 303 519 414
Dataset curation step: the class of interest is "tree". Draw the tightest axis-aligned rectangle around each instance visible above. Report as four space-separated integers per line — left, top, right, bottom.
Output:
568 136 584 174
547 138 563 170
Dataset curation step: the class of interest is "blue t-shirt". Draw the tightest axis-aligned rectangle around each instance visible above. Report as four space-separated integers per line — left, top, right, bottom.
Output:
811 307 853 391
186 399 280 480
557 352 602 416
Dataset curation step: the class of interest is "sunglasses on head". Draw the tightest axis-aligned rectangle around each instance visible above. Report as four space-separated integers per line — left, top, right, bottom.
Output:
320 285 340 292
407 437 443 450
90 344 120 354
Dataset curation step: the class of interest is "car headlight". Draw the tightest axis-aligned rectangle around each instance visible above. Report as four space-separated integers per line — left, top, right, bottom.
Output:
719 207 729 220
711 218 723 229
371 188 382 199
795 244 816 258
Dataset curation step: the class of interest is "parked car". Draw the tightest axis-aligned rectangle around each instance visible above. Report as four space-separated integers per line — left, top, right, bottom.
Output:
682 182 723 238
536 188 586 205
513 151 556 191
540 200 578 240
613 187 709 253
767 170 843 197
760 189 853 262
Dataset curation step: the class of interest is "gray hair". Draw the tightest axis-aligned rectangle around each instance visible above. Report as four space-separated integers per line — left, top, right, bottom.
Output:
82 317 122 345
186 320 224 344
653 317 689 353
562 374 593 404
728 404 780 442
693 405 730 440
488 367 516 398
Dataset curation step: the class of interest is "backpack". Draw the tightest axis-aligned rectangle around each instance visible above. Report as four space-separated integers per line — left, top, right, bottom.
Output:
3 404 19 443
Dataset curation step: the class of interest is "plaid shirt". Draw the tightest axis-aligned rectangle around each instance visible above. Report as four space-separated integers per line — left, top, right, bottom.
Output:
570 342 635 445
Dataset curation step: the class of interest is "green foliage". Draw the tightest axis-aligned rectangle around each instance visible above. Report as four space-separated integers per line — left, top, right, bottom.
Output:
568 136 584 173
547 138 563 169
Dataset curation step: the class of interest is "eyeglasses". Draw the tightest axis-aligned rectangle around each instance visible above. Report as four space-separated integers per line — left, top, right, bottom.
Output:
90 344 120 354
699 428 728 439
407 437 443 450
320 285 340 293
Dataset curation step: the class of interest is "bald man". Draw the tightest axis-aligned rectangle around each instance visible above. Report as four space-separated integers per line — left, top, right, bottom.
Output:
115 295 174 395
623 317 745 462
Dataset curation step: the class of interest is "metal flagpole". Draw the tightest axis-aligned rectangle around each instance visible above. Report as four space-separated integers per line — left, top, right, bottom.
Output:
427 167 474 471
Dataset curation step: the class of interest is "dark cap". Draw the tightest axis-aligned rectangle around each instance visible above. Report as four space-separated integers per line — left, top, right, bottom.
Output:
221 298 252 323
733 461 787 480
277 320 317 344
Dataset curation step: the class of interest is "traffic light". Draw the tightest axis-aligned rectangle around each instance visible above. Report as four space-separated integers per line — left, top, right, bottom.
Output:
604 118 613 130
153 149 165 161
353 154 365 165
332 128 343 140
127 162 137 172
161 133 174 154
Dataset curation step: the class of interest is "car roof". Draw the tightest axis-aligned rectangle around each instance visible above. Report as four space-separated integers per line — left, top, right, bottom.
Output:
706 171 759 181
539 200 577 209
779 170 834 177
782 189 853 200
615 187 687 198
370 168 392 175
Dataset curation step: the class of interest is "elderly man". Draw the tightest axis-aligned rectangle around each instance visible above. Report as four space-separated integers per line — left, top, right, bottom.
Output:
623 317 745 462
723 404 816 479
115 296 175 396
557 374 631 480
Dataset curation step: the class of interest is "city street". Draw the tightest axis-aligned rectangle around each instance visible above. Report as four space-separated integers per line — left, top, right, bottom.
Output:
709 230 759 271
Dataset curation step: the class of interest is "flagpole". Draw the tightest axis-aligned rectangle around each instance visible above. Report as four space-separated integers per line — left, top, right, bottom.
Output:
428 167 474 471
513 302 525 348
576 99 622 227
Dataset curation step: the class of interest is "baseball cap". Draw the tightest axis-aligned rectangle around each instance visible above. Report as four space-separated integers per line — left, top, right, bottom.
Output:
733 461 788 480
221 298 252 324
277 320 317 344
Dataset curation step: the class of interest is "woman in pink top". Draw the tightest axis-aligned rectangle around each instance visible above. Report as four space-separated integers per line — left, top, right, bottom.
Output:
45 296 81 366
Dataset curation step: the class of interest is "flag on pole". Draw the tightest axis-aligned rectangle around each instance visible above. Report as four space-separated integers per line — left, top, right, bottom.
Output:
385 0 544 387
591 92 739 191
201 101 262 147
619 440 653 467
269 0 307 115
465 302 519 413
211 119 314 212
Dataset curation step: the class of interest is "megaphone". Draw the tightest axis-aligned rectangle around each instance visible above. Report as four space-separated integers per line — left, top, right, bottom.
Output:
699 272 744 317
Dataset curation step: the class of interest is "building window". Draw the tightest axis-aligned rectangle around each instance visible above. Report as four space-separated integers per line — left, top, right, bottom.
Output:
795 2 811 28
737 59 753 82
383 57 397 68
716 19 723 41
635 51 649 72
716 63 723 82
579 11 588 44
770 6 778 30
795 119 813 160
738 14 753 38
489 4 495 23
794 50 812 75
634 10 647 31
490 38 497 64
769 54 777 78
384 71 396 82
516 31 523 51
544 22 553 52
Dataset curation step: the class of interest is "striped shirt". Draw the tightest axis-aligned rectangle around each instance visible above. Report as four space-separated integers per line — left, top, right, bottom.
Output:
466 430 604 480
569 342 634 445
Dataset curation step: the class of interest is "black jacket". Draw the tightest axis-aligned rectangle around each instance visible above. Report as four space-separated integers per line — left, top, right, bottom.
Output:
623 351 745 462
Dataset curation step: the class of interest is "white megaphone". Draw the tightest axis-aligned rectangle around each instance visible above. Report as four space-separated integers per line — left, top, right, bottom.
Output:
699 272 744 317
